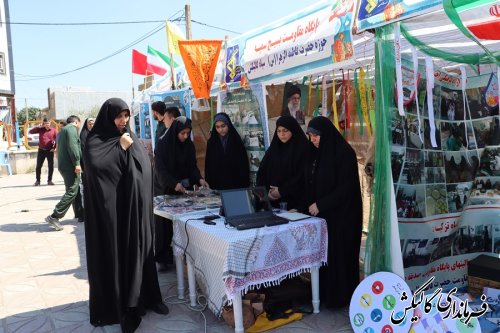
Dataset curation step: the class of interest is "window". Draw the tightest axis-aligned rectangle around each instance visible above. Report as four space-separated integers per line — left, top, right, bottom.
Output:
0 53 5 75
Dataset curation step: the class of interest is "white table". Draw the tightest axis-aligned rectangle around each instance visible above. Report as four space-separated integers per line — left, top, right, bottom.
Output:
155 204 328 333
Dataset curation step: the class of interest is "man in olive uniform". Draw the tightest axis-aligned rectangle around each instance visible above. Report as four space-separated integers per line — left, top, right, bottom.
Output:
45 115 83 231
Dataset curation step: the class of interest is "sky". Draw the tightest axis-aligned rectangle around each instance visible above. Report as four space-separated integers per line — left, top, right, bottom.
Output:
7 0 320 109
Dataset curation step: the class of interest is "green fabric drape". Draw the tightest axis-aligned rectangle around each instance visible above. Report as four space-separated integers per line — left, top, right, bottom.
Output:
364 25 395 275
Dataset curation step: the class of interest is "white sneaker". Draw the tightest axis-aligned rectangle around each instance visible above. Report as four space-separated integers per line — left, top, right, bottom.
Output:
45 215 63 231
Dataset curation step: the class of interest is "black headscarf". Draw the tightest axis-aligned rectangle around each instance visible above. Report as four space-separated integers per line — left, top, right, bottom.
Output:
154 116 202 194
79 118 94 169
83 98 162 326
257 115 307 209
305 116 362 309
205 113 249 190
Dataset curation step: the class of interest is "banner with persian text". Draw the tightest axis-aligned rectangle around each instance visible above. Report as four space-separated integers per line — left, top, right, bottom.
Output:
392 66 500 293
220 0 354 84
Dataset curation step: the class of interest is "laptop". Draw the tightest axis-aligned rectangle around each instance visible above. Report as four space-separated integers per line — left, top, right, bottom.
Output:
220 187 289 230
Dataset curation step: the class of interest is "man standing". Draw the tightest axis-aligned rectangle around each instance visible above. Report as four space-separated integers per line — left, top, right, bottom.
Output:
282 84 305 125
152 101 167 144
45 116 83 231
30 118 57 186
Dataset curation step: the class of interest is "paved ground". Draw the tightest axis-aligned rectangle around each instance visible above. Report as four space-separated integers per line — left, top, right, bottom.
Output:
0 171 353 333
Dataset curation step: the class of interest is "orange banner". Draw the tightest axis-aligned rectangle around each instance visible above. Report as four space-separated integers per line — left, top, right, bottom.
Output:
178 40 222 99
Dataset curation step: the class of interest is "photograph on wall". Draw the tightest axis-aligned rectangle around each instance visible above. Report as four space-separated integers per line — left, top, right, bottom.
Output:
396 184 426 219
439 87 465 121
281 83 306 125
392 116 406 146
444 151 476 184
391 147 405 183
424 151 444 168
440 121 470 151
425 184 448 216
453 224 493 255
219 85 268 185
446 182 472 213
394 70 500 293
405 114 423 149
401 148 424 185
423 119 441 150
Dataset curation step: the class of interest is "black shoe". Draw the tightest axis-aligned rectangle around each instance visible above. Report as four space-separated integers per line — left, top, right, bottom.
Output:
149 302 169 315
34 181 40 186
120 312 141 333
77 217 85 223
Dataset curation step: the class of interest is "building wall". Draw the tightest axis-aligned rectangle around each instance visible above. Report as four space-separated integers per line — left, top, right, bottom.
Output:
47 87 133 120
0 0 15 95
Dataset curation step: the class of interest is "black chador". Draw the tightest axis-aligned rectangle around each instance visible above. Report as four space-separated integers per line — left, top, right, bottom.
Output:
257 115 308 209
304 116 363 308
205 112 250 190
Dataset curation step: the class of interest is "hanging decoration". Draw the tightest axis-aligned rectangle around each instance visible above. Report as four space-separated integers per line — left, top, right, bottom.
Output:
332 70 340 130
425 56 438 147
394 22 405 116
359 67 372 136
411 46 423 144
365 65 376 129
354 69 364 136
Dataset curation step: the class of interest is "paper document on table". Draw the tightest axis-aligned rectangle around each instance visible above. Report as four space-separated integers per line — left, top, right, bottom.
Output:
275 212 310 221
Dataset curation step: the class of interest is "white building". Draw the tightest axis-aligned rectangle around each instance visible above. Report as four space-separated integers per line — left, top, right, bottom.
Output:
0 0 15 119
47 86 133 120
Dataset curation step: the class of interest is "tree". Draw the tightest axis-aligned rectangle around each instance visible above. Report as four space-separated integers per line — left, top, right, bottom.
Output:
16 107 41 125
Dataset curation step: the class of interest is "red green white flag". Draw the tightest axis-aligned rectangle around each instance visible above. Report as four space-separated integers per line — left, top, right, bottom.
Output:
454 0 500 40
147 46 172 76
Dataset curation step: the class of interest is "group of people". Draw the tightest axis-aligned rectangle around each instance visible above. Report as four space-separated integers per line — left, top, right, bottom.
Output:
38 92 362 331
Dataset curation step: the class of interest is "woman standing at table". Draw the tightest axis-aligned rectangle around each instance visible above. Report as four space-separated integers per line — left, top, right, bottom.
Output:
205 113 249 190
155 116 209 194
83 98 168 332
304 116 362 308
257 115 308 210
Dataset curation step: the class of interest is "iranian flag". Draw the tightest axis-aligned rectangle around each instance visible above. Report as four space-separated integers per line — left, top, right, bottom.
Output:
147 46 171 76
455 0 500 40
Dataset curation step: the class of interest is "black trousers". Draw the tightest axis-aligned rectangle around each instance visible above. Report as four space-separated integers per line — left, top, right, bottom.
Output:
154 215 173 265
36 149 54 182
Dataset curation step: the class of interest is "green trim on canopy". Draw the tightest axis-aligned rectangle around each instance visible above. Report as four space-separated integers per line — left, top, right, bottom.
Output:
399 24 500 64
442 0 500 66
364 25 394 275
452 0 493 11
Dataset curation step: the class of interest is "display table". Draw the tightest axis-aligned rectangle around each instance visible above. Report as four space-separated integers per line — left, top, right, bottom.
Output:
154 195 328 333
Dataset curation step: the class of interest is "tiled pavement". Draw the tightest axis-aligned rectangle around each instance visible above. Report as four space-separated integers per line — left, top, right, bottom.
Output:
0 171 353 333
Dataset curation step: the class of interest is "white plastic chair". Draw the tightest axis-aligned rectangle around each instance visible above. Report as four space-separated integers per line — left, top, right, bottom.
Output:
0 150 13 176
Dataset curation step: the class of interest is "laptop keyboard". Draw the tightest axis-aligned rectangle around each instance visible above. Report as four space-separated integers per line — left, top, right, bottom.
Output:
230 214 288 230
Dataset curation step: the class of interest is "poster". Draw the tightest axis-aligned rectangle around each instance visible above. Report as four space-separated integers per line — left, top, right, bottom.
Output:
138 102 151 140
392 68 500 293
150 88 192 141
218 84 269 185
356 0 441 32
239 0 355 81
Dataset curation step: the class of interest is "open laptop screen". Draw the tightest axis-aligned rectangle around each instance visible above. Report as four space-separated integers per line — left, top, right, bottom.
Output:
220 187 272 218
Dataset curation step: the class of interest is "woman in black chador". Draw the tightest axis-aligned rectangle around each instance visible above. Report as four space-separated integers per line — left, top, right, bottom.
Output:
155 116 208 194
205 113 249 190
257 115 308 210
304 116 362 308
83 98 168 333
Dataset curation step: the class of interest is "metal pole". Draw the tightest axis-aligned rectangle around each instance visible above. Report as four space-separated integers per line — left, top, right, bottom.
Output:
185 3 192 40
25 98 28 124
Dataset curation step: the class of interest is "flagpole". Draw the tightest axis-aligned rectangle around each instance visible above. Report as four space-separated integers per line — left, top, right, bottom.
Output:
170 52 176 90
131 73 135 99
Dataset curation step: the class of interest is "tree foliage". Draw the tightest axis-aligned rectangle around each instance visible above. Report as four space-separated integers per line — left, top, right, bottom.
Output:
16 107 41 124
